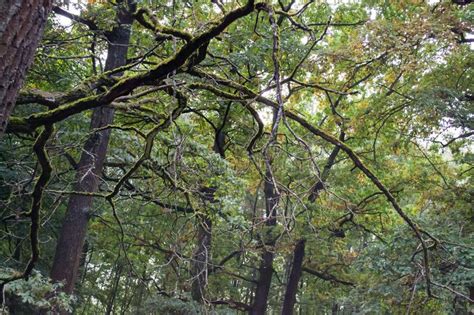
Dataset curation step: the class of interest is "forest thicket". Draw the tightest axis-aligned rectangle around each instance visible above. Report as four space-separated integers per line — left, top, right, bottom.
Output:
0 0 473 314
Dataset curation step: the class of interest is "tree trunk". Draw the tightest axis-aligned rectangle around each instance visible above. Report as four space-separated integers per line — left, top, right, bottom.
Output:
281 239 305 315
251 250 275 315
105 261 123 315
191 216 212 302
49 4 133 295
191 113 228 302
0 0 52 135
250 167 279 315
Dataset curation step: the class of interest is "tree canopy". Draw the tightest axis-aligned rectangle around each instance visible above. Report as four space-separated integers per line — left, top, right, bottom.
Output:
0 0 473 314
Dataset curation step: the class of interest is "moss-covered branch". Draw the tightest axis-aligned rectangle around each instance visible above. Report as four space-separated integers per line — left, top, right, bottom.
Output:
6 1 258 134
134 7 192 42
0 124 54 285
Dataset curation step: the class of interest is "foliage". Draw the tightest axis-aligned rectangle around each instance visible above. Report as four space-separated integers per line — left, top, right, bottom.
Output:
0 0 473 314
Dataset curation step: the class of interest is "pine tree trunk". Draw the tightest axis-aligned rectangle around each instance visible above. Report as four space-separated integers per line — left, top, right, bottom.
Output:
49 4 133 295
0 0 52 135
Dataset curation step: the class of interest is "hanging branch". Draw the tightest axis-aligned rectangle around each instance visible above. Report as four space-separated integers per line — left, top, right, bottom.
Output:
0 124 54 288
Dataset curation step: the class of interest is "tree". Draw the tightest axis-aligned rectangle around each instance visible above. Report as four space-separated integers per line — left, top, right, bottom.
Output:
49 0 135 295
0 0 53 135
0 0 473 314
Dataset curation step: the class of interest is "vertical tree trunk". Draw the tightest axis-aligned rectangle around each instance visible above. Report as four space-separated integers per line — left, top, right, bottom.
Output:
133 265 148 310
251 250 275 315
105 262 123 315
49 3 134 295
0 0 52 135
281 239 305 315
191 216 212 302
191 113 228 302
250 167 279 315
250 13 284 312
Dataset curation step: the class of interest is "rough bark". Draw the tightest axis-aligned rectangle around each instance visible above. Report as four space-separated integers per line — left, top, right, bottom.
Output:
281 239 305 315
0 0 52 135
49 4 133 295
4 1 256 135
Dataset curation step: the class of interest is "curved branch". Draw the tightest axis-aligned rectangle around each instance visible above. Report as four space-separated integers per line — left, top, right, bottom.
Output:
7 1 259 133
0 125 54 285
134 7 192 42
52 6 99 31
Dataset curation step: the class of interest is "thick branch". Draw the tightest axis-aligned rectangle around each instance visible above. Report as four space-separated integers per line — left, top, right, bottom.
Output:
52 6 99 30
0 125 53 285
7 1 258 133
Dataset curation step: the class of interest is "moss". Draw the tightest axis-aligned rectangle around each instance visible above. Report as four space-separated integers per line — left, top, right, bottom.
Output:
6 117 31 133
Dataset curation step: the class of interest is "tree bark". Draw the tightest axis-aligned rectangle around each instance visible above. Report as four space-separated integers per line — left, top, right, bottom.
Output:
281 239 305 315
0 0 52 135
49 3 133 295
